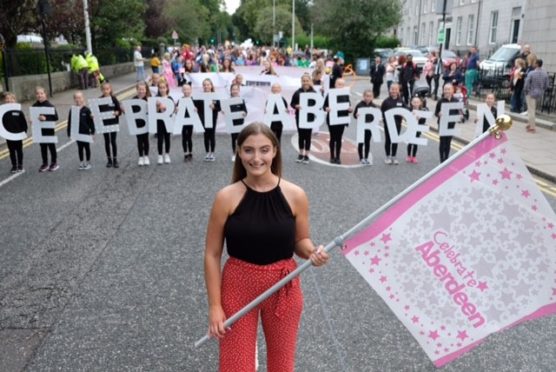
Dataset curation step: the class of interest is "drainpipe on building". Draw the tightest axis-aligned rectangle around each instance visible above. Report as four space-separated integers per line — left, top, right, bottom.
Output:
417 0 423 45
475 0 482 49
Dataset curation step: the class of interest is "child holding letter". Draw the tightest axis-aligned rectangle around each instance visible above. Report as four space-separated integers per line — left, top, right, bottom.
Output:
99 81 122 168
2 92 28 173
323 78 351 164
475 93 497 133
32 86 59 172
228 83 247 162
435 84 461 163
381 83 406 165
267 83 288 144
290 73 316 164
353 89 376 165
67 91 95 170
133 81 151 166
406 96 427 164
194 78 221 162
180 84 195 161
155 79 174 165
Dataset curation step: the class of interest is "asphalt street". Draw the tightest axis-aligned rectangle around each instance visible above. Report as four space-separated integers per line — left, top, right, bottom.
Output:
1 80 555 372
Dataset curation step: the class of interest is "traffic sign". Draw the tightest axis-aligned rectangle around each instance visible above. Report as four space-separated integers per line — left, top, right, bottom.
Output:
171 30 178 40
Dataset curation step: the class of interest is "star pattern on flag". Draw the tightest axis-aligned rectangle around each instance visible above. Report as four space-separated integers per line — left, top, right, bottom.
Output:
428 330 440 340
380 233 392 244
411 315 420 323
500 168 512 180
469 170 481 182
522 190 531 198
477 281 488 292
370 256 381 265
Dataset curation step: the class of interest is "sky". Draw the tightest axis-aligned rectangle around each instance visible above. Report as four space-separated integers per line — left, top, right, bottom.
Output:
224 0 240 14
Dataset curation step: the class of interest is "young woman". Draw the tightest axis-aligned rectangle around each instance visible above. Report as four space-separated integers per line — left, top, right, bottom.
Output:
99 81 122 168
67 91 95 170
353 89 376 165
475 93 497 134
510 58 526 113
435 83 461 163
133 81 151 166
406 96 427 164
381 83 406 165
180 84 195 161
194 78 221 161
155 79 174 164
204 123 329 372
267 83 289 144
385 56 397 92
260 59 278 76
290 73 316 164
220 58 235 73
323 78 351 164
33 86 59 172
162 52 177 89
228 83 247 162
2 92 28 173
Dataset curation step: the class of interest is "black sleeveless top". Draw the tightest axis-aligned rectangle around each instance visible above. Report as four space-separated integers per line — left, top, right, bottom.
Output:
224 179 296 265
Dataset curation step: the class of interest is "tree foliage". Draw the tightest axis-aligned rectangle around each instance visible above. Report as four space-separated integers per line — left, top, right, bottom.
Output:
0 0 37 48
312 0 401 59
253 6 304 45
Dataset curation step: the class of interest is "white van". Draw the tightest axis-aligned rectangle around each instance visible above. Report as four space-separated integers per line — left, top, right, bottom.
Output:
479 44 521 75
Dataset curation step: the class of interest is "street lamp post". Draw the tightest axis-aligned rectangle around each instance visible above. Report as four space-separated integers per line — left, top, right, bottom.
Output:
0 33 8 92
291 0 295 52
83 0 93 54
37 0 53 96
272 0 276 47
436 0 448 83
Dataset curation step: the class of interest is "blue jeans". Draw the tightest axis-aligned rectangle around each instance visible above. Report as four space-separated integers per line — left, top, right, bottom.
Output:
510 89 523 113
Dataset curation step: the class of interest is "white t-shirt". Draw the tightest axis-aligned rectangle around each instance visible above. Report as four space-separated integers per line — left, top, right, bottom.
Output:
134 50 144 67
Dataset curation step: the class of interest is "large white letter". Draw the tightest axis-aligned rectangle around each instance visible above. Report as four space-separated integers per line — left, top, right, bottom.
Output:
263 94 293 128
474 100 505 137
121 99 148 136
404 110 432 145
356 107 383 143
69 106 93 143
194 92 222 129
30 106 57 144
173 97 204 134
221 97 246 134
0 103 27 141
328 88 351 126
299 92 324 130
383 107 412 143
438 101 464 137
89 97 119 134
148 97 175 134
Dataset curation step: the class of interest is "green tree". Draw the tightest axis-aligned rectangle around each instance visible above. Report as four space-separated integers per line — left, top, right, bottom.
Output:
0 0 36 48
90 0 146 49
253 6 304 45
163 0 210 44
312 0 401 60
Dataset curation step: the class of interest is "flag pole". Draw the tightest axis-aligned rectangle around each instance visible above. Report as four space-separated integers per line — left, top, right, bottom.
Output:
194 117 512 348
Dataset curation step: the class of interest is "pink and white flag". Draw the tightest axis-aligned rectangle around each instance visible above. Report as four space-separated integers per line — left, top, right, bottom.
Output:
343 133 556 367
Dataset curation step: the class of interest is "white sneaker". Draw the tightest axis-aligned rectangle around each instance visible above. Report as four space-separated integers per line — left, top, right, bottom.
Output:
231 154 236 162
157 155 163 165
164 153 171 164
392 158 399 165
83 163 92 170
209 153 216 162
138 157 144 166
368 158 373 166
143 156 150 166
384 158 392 165
204 154 210 161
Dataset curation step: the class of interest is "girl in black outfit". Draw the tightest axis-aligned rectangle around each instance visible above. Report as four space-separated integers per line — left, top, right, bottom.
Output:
155 79 174 165
67 91 95 170
228 83 247 162
323 78 351 164
33 86 59 172
406 96 427 163
133 81 151 166
194 78 221 161
400 55 418 104
353 89 376 165
267 83 289 144
381 83 407 165
290 73 316 164
476 93 497 133
2 92 28 173
435 84 462 163
180 83 195 161
99 82 122 168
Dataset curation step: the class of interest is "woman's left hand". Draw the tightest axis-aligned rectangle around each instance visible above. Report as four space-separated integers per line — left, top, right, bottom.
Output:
310 245 329 267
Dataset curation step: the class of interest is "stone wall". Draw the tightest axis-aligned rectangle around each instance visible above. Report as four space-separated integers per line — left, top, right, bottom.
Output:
521 0 556 72
5 62 136 102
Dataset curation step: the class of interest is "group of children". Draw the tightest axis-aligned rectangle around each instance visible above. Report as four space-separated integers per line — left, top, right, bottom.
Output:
1 74 499 174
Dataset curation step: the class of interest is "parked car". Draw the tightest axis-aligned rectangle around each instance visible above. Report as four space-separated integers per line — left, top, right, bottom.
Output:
393 48 428 70
441 50 463 68
417 45 437 57
479 44 521 76
374 48 393 64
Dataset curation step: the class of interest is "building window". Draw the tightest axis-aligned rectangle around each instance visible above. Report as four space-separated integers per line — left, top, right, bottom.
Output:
467 14 475 45
432 0 436 12
460 0 465 5
429 21 434 45
489 11 498 44
422 23 427 44
455 17 463 46
424 0 428 14
414 26 419 45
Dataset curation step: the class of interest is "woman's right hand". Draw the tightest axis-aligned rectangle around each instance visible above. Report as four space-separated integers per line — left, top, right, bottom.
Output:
208 305 228 339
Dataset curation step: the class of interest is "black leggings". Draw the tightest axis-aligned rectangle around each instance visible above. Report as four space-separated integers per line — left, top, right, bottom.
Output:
231 133 239 153
358 130 372 159
157 121 171 155
137 133 149 156
385 121 401 157
7 140 23 167
40 143 57 165
270 122 283 143
77 141 91 162
204 128 215 152
103 132 118 158
297 124 312 151
401 80 415 104
182 126 193 153
328 124 345 159
407 131 422 157
439 136 453 163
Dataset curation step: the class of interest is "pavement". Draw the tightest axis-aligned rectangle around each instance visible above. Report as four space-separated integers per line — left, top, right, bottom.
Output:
0 72 555 371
